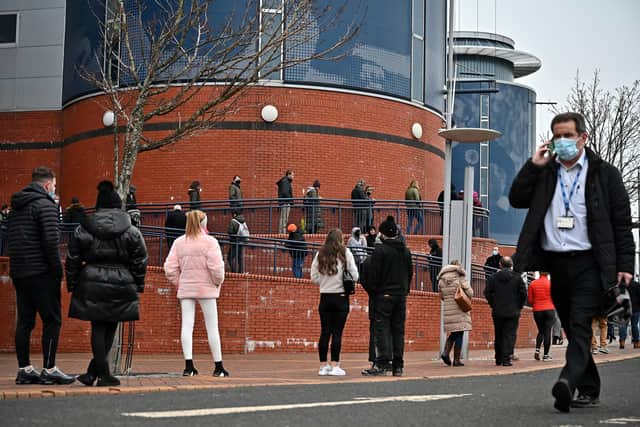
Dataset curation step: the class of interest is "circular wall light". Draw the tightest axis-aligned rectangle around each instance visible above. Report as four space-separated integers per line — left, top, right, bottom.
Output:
411 122 423 139
261 105 278 122
102 110 115 127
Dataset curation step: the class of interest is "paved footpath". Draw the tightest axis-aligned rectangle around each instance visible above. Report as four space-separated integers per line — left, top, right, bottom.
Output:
1 344 638 400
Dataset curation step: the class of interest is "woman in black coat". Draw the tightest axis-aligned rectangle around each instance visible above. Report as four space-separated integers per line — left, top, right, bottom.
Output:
65 181 148 386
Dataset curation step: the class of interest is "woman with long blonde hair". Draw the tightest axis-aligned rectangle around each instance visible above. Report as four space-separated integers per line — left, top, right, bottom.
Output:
311 229 359 376
164 210 228 377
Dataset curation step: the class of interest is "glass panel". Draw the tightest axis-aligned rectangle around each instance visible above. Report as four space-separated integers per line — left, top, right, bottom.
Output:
480 144 489 166
480 94 489 118
411 37 424 101
412 0 424 37
260 12 282 79
480 168 488 194
262 0 282 10
0 14 17 43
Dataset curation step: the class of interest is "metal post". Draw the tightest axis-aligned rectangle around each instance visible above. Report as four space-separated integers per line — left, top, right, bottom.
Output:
461 167 475 360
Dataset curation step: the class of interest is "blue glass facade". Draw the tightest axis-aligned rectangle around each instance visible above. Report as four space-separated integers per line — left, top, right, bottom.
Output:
62 0 447 112
451 80 536 245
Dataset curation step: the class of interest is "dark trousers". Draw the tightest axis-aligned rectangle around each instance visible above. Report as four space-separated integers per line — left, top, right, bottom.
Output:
228 242 244 273
447 330 464 349
13 273 61 369
534 309 556 355
493 315 519 363
318 293 349 362
368 296 375 362
547 250 602 398
291 256 304 279
91 321 118 376
373 294 406 368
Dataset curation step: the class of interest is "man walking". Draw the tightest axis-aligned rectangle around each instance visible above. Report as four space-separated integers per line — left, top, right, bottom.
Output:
8 166 75 385
229 175 243 214
484 256 527 366
276 170 294 234
509 112 634 412
361 216 413 377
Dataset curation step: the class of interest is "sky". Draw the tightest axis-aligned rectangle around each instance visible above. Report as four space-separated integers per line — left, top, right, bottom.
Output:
457 0 640 141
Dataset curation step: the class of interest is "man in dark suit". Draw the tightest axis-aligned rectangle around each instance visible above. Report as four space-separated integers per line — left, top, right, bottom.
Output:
509 112 634 412
484 256 527 367
164 205 187 249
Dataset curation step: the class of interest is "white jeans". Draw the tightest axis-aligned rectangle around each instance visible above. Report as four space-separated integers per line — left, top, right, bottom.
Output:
180 298 222 362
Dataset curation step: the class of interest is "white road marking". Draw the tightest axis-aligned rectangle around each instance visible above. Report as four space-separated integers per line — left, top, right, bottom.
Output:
122 394 472 418
600 418 640 425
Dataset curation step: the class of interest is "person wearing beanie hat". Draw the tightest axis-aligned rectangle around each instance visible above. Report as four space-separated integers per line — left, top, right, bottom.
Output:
66 180 148 387
361 215 412 377
285 223 307 279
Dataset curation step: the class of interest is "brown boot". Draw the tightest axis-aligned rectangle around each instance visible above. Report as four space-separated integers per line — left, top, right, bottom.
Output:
453 345 464 367
634 341 640 349
440 338 454 366
620 338 625 349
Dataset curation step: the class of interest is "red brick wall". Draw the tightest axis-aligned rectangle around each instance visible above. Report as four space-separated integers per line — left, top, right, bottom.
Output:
0 111 63 205
0 261 536 355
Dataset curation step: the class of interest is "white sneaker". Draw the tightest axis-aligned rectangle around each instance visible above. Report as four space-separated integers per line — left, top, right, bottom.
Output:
599 347 609 354
328 366 346 376
318 365 332 376
542 355 553 362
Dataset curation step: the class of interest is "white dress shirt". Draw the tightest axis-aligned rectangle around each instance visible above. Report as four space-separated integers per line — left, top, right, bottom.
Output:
541 150 592 252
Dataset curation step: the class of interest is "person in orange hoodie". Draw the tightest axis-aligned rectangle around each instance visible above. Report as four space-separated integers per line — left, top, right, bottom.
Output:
528 272 556 361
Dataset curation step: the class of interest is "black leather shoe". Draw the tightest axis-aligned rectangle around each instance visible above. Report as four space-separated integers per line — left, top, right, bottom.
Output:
571 394 600 408
361 365 388 376
96 375 121 387
40 367 75 385
552 379 572 413
77 360 97 386
392 367 403 377
16 368 42 385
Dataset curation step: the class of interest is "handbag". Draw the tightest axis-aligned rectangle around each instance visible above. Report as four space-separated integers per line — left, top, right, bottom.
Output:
454 284 472 312
343 268 356 295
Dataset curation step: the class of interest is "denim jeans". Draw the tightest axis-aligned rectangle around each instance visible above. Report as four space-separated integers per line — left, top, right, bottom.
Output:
406 210 424 234
631 312 640 342
292 256 304 279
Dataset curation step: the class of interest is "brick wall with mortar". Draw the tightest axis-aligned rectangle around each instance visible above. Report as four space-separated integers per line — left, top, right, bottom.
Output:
0 261 536 356
1 86 446 209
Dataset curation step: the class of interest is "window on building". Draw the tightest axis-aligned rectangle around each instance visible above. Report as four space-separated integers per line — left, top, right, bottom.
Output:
104 0 121 85
259 0 283 80
411 0 424 102
479 94 490 208
0 13 18 47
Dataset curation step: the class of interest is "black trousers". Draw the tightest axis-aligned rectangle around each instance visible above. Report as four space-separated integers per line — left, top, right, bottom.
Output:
493 315 519 363
13 273 61 369
318 293 349 362
546 250 602 398
91 321 118 376
534 309 556 355
368 296 375 362
373 294 407 368
228 242 244 273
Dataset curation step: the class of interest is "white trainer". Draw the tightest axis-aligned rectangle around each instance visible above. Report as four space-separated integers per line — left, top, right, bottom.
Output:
328 366 346 376
318 365 332 376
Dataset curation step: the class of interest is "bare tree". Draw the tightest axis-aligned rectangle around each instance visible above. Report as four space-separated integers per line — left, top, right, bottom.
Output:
554 70 640 202
81 0 359 199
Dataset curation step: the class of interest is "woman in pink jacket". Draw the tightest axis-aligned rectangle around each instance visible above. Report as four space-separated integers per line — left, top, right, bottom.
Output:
164 210 228 377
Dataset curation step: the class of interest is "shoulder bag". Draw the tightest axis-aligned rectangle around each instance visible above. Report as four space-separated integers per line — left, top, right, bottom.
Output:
454 283 472 312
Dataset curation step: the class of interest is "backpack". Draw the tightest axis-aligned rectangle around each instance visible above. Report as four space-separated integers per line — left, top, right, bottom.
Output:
234 218 250 239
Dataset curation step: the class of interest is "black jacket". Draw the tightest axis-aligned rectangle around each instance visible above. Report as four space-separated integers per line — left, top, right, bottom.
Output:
351 184 367 207
8 183 63 280
484 268 527 318
276 176 293 205
285 230 307 260
361 238 413 296
165 209 187 238
64 204 86 224
509 147 634 291
65 209 148 322
188 188 201 209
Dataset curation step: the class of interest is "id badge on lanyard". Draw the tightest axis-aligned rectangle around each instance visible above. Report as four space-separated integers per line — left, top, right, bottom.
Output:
557 167 581 230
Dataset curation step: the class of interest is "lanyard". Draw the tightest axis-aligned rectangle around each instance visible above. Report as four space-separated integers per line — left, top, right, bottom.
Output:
557 166 582 216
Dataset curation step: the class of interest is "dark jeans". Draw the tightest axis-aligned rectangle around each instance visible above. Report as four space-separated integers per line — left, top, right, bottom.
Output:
13 273 62 369
373 294 407 368
406 209 424 234
292 256 304 279
228 242 244 273
493 315 519 363
368 296 375 362
534 309 556 355
632 312 640 343
547 250 602 398
91 321 118 376
318 293 350 362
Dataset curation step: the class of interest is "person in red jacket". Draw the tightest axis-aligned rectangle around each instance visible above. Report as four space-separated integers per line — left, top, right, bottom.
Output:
528 272 556 361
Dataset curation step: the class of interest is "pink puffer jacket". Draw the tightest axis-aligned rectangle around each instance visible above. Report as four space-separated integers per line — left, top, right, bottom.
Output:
164 233 225 299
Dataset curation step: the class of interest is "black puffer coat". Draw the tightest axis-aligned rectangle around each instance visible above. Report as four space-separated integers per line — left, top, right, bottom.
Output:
509 147 635 291
8 183 63 280
65 209 148 322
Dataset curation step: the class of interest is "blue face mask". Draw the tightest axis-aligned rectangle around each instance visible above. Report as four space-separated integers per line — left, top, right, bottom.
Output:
554 137 580 161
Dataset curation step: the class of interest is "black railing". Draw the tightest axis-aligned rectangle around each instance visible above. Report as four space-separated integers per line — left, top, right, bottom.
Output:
115 197 490 238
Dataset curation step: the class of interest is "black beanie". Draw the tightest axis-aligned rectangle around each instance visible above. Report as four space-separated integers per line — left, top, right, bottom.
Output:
379 215 398 238
96 180 122 209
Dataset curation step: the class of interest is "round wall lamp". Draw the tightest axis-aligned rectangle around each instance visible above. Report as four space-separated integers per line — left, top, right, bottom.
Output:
102 110 115 127
411 122 423 139
261 105 278 122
